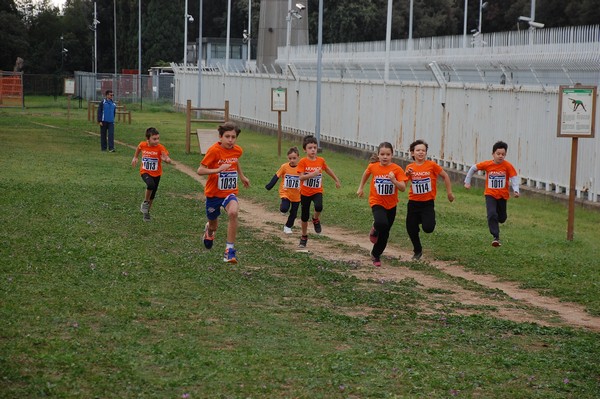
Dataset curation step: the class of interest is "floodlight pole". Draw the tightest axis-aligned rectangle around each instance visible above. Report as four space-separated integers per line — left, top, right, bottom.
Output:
247 0 251 66
286 0 292 74
384 0 392 82
225 0 231 71
315 0 323 148
463 0 468 48
184 0 188 68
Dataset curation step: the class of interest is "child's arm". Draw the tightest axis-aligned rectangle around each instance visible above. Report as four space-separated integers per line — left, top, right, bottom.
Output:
237 163 251 188
324 165 341 188
265 175 279 190
439 170 455 202
161 151 172 164
463 164 479 189
388 171 406 192
197 163 230 176
356 169 370 198
299 169 320 181
131 147 140 167
510 175 520 198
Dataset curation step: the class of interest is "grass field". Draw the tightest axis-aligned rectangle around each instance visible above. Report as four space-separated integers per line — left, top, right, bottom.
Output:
1 97 599 398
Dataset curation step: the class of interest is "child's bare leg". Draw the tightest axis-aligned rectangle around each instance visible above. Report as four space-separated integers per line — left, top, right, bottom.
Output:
225 200 239 244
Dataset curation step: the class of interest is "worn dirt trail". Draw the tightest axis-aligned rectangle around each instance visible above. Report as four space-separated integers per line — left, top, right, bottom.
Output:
84 127 600 333
169 160 600 333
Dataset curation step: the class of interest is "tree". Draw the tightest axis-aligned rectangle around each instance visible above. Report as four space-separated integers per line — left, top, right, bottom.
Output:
0 0 28 71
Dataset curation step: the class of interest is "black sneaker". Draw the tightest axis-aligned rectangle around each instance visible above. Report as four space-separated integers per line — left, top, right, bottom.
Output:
412 252 422 261
298 235 308 248
312 218 322 234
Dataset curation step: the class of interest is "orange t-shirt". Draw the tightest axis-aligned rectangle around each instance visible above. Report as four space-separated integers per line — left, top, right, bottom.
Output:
137 141 169 177
366 162 408 209
200 142 243 198
406 160 443 202
476 160 518 200
276 162 301 202
297 156 328 196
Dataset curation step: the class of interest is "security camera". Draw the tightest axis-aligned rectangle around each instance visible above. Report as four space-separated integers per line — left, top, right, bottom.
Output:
62 48 68 53
518 16 532 22
187 14 194 22
293 13 302 20
528 21 544 29
295 3 305 10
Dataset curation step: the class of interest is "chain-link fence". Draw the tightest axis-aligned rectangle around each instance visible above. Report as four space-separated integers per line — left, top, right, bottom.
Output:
18 72 174 108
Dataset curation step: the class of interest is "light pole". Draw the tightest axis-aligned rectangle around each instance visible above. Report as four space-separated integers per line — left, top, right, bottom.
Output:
286 1 304 75
246 0 251 68
315 0 322 148
463 0 468 48
183 0 194 68
225 0 231 71
113 0 117 97
384 0 392 82
90 2 99 75
138 0 141 107
197 0 203 108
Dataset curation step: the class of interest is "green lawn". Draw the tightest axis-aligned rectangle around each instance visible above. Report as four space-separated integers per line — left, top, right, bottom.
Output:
1 97 599 398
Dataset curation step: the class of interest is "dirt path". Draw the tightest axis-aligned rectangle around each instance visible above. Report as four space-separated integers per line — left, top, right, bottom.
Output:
81 128 600 333
167 159 600 333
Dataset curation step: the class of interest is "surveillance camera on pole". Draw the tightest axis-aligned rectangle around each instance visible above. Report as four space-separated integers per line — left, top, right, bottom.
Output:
187 14 194 23
528 21 544 29
295 3 305 11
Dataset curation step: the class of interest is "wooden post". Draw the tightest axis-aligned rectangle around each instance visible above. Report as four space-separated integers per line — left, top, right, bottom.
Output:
87 100 91 121
224 100 229 121
277 111 282 157
185 99 192 154
566 137 578 241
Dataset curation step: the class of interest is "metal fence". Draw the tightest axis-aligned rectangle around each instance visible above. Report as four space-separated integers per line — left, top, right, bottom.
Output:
172 24 600 204
73 71 174 105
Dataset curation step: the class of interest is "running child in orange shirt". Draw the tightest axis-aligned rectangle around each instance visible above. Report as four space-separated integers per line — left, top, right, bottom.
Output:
464 140 520 247
131 127 172 222
197 122 250 263
297 135 341 248
265 147 301 234
405 139 455 260
356 142 407 267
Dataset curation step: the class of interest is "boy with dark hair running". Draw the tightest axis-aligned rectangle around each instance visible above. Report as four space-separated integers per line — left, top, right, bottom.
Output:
405 139 455 260
131 127 172 222
197 122 250 263
297 135 341 248
464 140 520 247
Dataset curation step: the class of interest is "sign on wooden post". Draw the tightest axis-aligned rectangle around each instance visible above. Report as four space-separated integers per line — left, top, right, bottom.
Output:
557 85 597 241
271 87 287 157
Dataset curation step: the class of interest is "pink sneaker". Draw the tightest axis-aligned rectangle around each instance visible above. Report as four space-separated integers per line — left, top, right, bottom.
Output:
369 227 378 244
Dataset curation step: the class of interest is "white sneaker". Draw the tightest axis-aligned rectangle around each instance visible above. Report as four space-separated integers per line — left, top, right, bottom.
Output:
283 226 293 234
140 201 150 214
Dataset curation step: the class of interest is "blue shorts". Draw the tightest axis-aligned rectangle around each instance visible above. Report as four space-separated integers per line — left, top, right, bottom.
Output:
205 194 238 220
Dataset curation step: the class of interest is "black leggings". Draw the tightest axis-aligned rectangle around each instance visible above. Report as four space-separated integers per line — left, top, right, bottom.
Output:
280 198 300 228
371 205 397 258
141 174 161 200
406 200 436 254
300 193 323 222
